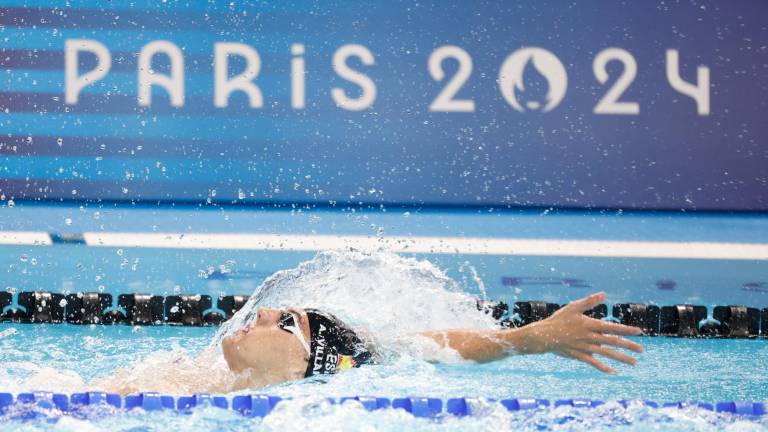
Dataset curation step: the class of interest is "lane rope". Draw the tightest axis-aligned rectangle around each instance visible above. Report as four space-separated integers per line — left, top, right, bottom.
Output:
1 291 767 338
0 392 765 419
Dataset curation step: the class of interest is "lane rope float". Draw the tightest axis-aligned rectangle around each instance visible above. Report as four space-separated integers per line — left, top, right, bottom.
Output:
1 291 767 337
0 392 766 420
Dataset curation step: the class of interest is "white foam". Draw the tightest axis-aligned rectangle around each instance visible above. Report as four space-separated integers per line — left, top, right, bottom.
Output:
213 250 497 349
12 251 496 395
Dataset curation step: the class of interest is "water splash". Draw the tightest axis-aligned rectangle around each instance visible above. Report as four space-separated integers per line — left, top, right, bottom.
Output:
8 251 495 395
213 250 496 348
91 349 244 396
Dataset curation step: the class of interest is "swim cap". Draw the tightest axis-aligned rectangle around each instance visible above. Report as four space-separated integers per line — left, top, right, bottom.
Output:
304 308 373 377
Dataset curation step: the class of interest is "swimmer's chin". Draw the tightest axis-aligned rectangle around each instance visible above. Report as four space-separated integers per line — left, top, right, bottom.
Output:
221 336 242 372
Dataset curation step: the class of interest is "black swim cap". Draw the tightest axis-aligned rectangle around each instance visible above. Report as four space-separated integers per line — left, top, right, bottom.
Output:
304 308 373 377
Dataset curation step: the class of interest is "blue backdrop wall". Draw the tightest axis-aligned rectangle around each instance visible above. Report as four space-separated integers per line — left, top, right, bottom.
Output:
1 0 766 210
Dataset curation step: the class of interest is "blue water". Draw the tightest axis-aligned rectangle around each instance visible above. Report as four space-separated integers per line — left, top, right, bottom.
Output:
1 204 768 430
2 203 768 306
1 325 767 430
1 325 767 402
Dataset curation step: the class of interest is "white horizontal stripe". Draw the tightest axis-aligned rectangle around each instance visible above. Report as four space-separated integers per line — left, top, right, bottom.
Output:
73 232 768 260
0 231 52 245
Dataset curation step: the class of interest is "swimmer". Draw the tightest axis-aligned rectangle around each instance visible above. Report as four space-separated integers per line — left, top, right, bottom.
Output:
221 291 643 390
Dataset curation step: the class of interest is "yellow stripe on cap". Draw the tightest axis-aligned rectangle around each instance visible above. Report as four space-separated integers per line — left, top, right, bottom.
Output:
337 355 356 371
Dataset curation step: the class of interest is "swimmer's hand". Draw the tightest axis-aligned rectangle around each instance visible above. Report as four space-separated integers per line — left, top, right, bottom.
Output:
516 291 643 374
417 292 643 374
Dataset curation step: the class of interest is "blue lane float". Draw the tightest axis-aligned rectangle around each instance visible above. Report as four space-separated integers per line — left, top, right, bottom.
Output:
70 391 121 409
1 392 766 420
16 392 69 411
391 397 442 418
231 395 282 417
662 401 714 411
177 393 228 411
124 392 175 411
339 396 390 411
716 401 768 416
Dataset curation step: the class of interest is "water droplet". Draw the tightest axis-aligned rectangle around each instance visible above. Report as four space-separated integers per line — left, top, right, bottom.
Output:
64 217 73 225
59 299 68 307
116 249 124 256
19 254 28 262
7 200 14 208
170 305 179 314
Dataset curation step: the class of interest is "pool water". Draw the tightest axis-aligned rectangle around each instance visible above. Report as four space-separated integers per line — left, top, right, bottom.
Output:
3 204 768 307
1 205 768 430
1 326 768 430
1 326 767 402
5 398 767 432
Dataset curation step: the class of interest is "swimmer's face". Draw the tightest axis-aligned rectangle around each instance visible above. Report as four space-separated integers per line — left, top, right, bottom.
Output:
221 307 311 384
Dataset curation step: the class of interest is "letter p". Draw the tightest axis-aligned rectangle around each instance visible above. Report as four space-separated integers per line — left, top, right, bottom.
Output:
65 39 111 105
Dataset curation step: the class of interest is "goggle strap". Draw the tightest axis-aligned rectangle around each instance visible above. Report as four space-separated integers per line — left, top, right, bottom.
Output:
280 312 312 357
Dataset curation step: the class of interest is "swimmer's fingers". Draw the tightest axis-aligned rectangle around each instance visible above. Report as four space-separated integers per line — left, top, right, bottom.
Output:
568 292 607 313
581 344 637 366
591 333 643 353
588 319 642 336
563 348 616 374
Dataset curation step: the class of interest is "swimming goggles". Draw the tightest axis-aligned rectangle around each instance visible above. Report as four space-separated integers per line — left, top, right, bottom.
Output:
277 311 311 357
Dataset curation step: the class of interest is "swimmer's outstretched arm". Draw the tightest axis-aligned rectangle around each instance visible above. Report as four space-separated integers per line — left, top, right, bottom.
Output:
418 292 643 374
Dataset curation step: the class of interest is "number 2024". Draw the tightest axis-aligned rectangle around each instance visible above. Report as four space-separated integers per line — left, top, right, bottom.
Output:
428 46 710 116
